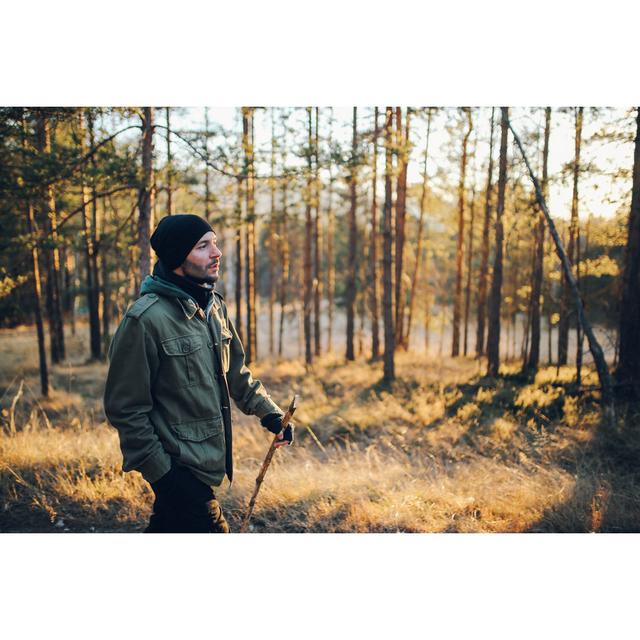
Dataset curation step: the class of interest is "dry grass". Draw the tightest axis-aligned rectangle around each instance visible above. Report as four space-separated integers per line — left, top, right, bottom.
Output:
2 324 640 533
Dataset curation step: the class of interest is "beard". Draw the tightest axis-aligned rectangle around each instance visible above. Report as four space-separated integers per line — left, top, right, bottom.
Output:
182 258 219 285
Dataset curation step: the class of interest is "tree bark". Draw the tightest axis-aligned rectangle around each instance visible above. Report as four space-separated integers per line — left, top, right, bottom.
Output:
508 117 616 427
22 112 49 397
369 107 381 359
394 108 410 348
486 108 508 377
234 157 244 343
525 107 551 372
406 108 433 349
345 107 358 361
242 107 257 363
463 183 476 356
36 111 65 363
304 107 314 365
326 110 335 353
313 107 321 357
382 107 396 382
138 107 154 282
558 107 583 365
166 107 173 215
268 109 277 355
452 108 473 357
615 107 640 400
476 108 495 357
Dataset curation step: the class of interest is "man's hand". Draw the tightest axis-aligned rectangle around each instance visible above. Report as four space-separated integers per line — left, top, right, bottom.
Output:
260 412 295 447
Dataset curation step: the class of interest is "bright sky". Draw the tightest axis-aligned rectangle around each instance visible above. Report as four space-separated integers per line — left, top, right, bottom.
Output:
159 106 636 221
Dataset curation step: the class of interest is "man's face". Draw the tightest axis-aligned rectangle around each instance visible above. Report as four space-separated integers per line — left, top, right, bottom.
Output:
176 231 222 283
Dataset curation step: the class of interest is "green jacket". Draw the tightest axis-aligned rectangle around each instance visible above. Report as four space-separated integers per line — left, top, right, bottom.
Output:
103 275 281 487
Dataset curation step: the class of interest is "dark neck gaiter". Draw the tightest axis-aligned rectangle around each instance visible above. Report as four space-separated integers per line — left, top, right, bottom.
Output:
153 260 213 311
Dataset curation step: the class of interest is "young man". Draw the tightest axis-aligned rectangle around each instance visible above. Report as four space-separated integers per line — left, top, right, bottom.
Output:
104 214 293 533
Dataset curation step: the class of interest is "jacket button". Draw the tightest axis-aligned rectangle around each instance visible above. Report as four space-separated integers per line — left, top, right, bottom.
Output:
207 341 212 349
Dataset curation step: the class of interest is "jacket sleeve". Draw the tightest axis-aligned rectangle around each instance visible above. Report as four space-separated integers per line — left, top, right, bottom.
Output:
223 310 282 419
103 316 172 484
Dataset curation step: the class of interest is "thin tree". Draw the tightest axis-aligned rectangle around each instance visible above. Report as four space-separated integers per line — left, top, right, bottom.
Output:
508 117 616 427
326 109 335 352
558 107 583 366
345 107 358 361
138 107 154 282
452 107 473 357
303 107 314 365
394 107 410 347
268 109 277 355
476 107 495 356
369 106 381 359
166 107 173 215
463 180 476 356
382 107 396 382
615 107 640 400
525 107 551 372
36 110 65 363
406 107 433 348
486 108 509 377
242 107 257 363
22 111 49 396
278 111 291 357
78 110 101 360
313 107 321 357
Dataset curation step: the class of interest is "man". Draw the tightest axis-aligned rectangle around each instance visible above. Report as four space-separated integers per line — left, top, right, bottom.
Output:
104 213 294 533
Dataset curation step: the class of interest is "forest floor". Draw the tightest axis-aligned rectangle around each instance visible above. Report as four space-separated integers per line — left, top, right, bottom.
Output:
1 323 640 533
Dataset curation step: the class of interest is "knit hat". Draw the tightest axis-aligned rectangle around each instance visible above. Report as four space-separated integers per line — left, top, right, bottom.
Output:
150 214 213 270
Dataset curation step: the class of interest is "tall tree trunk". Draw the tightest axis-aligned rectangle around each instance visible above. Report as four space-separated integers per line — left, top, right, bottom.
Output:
22 113 49 397
166 107 173 215
234 163 244 343
486 108 509 377
278 174 290 357
204 108 211 219
346 107 358 361
452 107 473 357
394 107 410 348
100 196 110 355
369 106 381 359
138 107 154 283
558 107 583 365
508 117 616 427
463 183 476 357
86 110 103 359
36 111 65 363
242 107 257 363
406 108 433 348
382 107 396 382
526 107 551 372
615 107 640 400
268 109 277 355
278 113 290 357
304 107 314 365
326 110 335 353
313 107 321 357
476 108 495 356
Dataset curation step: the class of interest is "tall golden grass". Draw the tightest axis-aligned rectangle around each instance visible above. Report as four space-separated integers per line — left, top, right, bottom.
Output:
1 324 639 532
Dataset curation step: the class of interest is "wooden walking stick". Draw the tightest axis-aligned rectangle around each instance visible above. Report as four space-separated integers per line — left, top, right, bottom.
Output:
240 394 297 532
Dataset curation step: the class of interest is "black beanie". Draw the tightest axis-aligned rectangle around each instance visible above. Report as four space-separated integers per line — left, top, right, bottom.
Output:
150 214 213 271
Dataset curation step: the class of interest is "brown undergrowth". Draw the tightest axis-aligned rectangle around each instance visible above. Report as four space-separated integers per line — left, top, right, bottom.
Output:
2 324 639 533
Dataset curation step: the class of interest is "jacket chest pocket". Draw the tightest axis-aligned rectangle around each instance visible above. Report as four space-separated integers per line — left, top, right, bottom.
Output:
160 334 205 387
220 326 233 373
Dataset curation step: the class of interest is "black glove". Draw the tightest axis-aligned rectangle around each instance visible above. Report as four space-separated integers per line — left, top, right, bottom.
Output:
260 412 295 445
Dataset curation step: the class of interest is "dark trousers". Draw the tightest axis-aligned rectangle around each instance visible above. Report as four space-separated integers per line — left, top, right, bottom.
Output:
145 466 230 533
